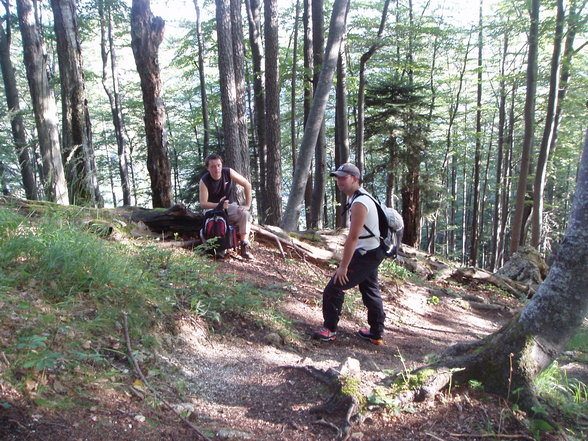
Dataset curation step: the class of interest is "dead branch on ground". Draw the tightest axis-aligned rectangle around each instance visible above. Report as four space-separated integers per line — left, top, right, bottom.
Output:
122 313 212 441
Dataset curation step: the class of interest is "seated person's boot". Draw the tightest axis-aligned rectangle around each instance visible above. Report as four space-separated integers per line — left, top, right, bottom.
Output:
239 241 253 259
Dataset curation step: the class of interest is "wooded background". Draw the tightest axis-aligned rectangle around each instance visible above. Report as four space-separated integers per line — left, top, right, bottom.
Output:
0 0 587 271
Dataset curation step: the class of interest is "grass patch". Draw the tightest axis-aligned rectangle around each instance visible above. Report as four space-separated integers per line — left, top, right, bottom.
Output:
0 206 286 407
535 361 588 440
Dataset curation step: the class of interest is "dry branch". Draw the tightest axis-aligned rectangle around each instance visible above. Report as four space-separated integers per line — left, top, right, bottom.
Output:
122 313 212 441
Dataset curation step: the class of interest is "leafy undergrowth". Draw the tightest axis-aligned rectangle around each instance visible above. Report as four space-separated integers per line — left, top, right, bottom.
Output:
0 202 587 440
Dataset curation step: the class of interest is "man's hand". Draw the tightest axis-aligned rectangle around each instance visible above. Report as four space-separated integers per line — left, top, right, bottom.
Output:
333 266 349 285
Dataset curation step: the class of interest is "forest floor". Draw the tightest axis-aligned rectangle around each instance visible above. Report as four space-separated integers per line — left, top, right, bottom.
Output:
1 233 586 441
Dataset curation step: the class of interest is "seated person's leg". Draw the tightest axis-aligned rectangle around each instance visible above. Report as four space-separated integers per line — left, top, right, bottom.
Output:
227 204 253 259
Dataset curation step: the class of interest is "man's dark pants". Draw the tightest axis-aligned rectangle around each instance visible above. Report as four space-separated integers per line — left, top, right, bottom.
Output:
322 246 386 337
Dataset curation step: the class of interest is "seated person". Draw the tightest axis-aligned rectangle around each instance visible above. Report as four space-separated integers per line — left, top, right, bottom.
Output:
199 153 253 259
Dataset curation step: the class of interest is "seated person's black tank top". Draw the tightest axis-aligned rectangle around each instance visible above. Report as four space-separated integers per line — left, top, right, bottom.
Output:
201 167 234 203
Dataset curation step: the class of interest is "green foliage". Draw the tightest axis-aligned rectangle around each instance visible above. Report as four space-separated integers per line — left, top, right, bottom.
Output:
380 259 411 281
427 295 441 305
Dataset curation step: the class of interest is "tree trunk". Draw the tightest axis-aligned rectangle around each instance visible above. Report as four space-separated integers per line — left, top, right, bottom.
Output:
51 0 102 207
531 0 565 248
290 0 300 172
309 0 326 230
215 0 249 178
400 0 420 248
547 1 582 178
245 0 266 221
0 12 37 200
193 0 211 157
230 0 250 179
510 0 539 255
99 0 131 206
446 34 472 258
130 0 173 208
264 0 282 225
356 0 391 175
491 30 509 271
334 33 349 228
281 0 350 232
470 0 483 266
302 0 313 227
16 0 68 205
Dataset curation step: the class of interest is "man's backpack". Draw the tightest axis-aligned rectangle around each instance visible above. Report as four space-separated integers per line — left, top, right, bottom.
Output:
199 200 237 256
353 191 404 258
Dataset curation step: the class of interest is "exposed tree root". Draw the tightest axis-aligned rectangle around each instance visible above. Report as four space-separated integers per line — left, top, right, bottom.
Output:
289 362 364 441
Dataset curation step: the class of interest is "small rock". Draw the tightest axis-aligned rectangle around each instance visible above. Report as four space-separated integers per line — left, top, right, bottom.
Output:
216 429 254 440
339 357 361 377
134 414 145 422
52 380 68 394
351 432 364 440
265 332 283 346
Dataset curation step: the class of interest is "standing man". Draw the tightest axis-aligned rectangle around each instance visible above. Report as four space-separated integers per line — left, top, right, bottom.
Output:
314 163 387 345
199 153 253 259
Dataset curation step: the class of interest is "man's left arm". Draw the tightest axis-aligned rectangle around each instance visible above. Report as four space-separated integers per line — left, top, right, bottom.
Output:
229 169 252 209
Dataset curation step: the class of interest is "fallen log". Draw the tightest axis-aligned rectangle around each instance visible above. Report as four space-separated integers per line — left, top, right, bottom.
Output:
130 204 204 237
451 267 531 299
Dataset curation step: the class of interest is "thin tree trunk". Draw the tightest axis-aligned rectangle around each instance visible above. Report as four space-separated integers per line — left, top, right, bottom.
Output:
245 0 266 219
51 0 101 207
309 0 326 230
531 0 565 248
281 0 350 232
193 0 210 157
510 0 539 255
16 0 68 205
264 0 282 225
334 33 349 228
290 0 301 172
356 0 391 175
400 0 421 248
491 30 509 271
100 1 131 206
470 0 483 266
0 9 37 200
446 34 472 257
548 1 585 169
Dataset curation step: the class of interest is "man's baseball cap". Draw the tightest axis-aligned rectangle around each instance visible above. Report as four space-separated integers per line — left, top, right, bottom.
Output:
330 162 360 178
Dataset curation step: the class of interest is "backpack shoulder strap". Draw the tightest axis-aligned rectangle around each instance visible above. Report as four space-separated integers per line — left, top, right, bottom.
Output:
351 191 387 240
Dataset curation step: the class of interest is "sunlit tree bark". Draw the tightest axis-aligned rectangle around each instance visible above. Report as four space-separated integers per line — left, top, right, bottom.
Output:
130 0 173 208
0 7 37 200
51 0 102 207
16 0 68 205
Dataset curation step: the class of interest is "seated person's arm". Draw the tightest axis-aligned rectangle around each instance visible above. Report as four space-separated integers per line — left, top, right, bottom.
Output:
229 169 252 209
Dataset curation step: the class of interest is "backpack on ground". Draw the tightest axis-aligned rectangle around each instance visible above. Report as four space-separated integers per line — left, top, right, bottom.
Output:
354 191 404 258
199 200 237 256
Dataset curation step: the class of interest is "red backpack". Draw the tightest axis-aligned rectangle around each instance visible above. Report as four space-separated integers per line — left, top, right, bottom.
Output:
200 201 237 256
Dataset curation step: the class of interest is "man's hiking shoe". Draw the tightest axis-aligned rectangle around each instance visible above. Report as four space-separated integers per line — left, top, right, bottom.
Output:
239 241 253 259
357 329 383 345
313 327 337 342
